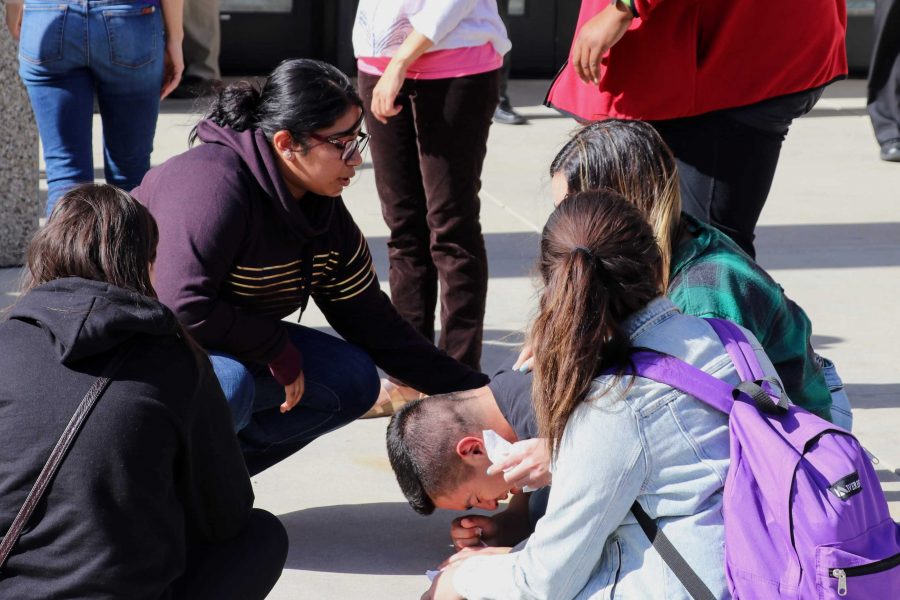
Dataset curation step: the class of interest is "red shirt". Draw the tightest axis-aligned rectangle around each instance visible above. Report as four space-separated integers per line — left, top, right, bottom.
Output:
546 0 848 121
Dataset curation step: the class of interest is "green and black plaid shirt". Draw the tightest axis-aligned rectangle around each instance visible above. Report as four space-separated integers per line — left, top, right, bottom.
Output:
669 215 832 420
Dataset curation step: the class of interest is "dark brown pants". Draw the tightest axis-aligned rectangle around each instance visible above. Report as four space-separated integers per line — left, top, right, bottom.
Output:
359 69 499 370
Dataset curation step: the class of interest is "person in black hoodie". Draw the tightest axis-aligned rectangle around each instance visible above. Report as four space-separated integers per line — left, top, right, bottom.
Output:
0 184 288 599
132 58 489 475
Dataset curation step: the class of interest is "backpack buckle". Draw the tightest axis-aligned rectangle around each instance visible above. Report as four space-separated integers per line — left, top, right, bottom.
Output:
733 380 788 415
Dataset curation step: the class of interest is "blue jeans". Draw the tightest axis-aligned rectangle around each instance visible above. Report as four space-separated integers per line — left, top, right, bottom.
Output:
816 354 853 431
17 0 164 215
209 324 381 476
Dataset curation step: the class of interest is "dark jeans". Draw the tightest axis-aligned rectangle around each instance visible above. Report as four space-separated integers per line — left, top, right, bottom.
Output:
651 87 823 258
209 324 381 476
358 69 499 370
173 509 288 600
868 0 900 145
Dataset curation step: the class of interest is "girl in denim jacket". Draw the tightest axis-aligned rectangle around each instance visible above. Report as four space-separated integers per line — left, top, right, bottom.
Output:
426 190 784 599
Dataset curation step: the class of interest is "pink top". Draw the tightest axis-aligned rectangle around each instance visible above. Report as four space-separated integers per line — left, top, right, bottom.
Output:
357 42 501 80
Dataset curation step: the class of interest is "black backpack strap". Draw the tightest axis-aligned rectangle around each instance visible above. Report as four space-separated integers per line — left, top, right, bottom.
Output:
0 346 132 571
631 501 718 600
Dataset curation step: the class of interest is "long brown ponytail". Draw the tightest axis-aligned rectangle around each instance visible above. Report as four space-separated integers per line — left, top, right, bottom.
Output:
531 190 663 454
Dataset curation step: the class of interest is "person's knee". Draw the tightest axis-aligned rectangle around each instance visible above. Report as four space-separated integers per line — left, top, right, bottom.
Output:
209 355 255 432
247 509 289 568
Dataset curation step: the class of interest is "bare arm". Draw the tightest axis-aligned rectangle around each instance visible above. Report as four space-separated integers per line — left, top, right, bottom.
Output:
159 0 184 98
4 1 23 41
370 30 434 123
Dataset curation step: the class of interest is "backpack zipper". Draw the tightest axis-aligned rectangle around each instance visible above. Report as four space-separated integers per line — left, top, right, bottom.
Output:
830 551 900 596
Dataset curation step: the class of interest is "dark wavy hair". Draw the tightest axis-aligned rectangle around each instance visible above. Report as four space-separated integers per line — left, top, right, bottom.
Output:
22 184 158 298
189 58 363 149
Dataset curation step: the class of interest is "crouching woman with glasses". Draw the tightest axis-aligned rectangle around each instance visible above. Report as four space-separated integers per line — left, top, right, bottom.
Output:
132 58 488 476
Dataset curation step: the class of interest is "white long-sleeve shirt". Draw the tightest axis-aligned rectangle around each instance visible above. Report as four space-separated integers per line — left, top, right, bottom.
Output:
352 0 511 58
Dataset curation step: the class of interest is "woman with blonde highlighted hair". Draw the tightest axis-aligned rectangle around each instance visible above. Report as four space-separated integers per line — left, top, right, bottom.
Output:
547 119 842 422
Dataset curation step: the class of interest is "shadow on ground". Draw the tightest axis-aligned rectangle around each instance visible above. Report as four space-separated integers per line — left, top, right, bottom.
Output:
755 223 900 270
805 107 870 118
279 502 482 575
844 384 900 410
367 232 540 281
875 469 900 503
811 335 844 350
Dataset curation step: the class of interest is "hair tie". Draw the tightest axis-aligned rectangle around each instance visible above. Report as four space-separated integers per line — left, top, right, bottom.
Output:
573 245 593 258
571 247 624 294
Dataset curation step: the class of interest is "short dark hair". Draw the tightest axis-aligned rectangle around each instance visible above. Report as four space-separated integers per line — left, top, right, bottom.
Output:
386 391 482 515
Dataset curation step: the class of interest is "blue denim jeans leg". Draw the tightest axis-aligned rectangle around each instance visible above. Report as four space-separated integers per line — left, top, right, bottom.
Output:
209 323 381 476
816 354 853 431
17 0 164 215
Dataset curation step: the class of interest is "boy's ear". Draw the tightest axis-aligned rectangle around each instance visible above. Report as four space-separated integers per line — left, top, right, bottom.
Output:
455 436 486 464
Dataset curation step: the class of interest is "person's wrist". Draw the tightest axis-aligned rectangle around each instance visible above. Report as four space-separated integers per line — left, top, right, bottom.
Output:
386 57 412 74
611 0 637 18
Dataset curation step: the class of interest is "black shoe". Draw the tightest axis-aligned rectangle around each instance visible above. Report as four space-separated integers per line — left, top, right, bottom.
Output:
167 75 219 100
879 140 900 162
493 98 527 125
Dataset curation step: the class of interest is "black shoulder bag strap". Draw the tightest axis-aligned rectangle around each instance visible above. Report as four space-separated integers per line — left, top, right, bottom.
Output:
0 347 132 571
631 501 718 600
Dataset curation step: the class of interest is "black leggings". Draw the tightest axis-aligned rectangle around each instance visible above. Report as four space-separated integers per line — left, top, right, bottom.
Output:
173 508 289 600
651 87 823 259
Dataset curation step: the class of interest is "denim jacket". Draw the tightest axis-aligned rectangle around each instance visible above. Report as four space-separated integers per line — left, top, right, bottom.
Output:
453 297 783 599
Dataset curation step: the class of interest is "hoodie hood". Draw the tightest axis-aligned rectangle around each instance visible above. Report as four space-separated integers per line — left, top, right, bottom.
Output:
195 119 334 241
9 278 178 364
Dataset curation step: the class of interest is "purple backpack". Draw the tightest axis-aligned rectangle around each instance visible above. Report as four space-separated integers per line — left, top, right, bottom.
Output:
625 318 900 599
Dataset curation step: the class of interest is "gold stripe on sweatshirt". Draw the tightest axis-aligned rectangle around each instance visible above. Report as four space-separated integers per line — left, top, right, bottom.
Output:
233 259 303 272
228 286 302 298
228 268 302 282
225 277 303 290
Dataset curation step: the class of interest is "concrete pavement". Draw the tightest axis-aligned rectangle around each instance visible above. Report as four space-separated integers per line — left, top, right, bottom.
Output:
2 78 898 599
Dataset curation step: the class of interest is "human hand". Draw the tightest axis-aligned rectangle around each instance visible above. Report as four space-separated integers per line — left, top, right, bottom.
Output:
421 565 464 600
571 0 634 85
442 545 513 569
160 37 184 99
512 344 533 372
451 514 500 550
5 3 23 41
281 371 305 413
487 437 552 490
370 62 406 124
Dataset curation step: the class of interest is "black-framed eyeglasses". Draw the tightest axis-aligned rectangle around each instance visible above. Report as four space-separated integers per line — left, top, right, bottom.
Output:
308 131 369 162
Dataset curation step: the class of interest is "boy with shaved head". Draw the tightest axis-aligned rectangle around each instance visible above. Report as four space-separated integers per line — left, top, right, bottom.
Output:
386 371 547 549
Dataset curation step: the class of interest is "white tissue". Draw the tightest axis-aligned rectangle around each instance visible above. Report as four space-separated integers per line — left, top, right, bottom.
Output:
482 429 537 492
